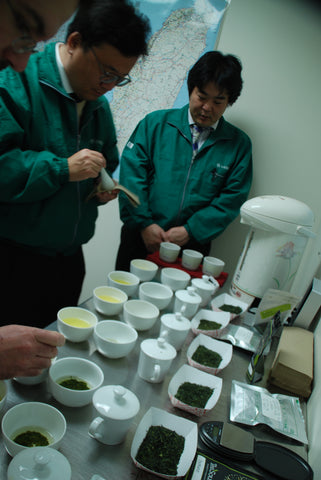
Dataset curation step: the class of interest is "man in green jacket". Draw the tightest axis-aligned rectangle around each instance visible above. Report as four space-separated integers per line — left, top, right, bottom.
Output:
116 51 252 271
0 0 82 72
0 0 150 327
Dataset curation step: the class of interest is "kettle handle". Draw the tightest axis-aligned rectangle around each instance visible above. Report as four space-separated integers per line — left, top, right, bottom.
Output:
296 226 316 238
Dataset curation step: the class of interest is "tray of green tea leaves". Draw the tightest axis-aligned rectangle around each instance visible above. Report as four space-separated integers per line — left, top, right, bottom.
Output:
191 309 230 338
211 293 249 320
131 407 198 479
187 334 233 375
168 364 222 416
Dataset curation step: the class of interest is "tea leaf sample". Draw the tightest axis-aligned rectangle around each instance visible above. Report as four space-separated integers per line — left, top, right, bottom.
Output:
198 319 222 330
175 382 213 408
219 304 242 314
14 430 49 447
136 425 185 475
192 345 222 368
58 376 90 390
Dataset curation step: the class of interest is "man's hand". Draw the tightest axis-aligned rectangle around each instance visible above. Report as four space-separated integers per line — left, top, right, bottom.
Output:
0 325 65 380
164 226 190 246
96 178 119 203
68 149 106 181
96 189 118 203
141 224 166 252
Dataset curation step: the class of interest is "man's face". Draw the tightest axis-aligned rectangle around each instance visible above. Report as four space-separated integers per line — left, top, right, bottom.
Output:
0 0 78 71
65 37 138 101
189 83 229 128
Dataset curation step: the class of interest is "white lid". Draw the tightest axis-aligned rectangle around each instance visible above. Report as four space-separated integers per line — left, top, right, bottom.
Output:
141 337 177 360
161 312 191 331
240 195 315 235
192 276 215 292
7 447 71 480
175 286 202 304
93 385 140 420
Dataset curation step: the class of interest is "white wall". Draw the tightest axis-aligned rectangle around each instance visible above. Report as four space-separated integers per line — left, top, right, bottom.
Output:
210 0 321 297
80 0 321 472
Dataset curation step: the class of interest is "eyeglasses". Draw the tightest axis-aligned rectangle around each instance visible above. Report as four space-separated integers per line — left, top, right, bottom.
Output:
90 47 131 87
11 35 37 54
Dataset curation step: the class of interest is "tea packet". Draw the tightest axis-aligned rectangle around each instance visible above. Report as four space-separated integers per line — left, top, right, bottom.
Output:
247 311 282 383
230 380 308 444
254 289 300 326
218 323 269 353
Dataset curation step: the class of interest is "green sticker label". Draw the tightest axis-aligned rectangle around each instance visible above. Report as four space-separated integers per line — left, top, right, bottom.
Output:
259 304 291 319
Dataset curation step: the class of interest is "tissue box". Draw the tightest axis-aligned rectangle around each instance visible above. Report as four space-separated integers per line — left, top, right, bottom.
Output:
268 327 313 398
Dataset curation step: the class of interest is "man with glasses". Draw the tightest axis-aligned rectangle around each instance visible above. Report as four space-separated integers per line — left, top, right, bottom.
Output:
0 0 83 71
0 0 90 380
0 0 150 329
116 52 252 271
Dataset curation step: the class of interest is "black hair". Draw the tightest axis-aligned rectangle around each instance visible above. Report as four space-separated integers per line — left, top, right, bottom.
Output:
187 51 243 105
67 0 151 57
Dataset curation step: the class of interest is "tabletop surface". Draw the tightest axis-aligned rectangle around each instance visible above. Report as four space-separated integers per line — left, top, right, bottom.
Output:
0 296 308 480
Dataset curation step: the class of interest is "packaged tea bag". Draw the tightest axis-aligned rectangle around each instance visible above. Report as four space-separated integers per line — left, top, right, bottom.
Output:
230 380 308 444
218 323 268 353
247 311 282 383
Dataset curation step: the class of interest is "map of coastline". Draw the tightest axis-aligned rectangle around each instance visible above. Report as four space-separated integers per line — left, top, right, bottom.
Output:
110 1 230 154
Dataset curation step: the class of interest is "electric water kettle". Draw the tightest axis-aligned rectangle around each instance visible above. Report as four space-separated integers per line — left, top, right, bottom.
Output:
230 195 315 304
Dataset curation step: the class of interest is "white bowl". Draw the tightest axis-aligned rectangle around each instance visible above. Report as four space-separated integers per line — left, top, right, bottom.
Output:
211 293 249 320
168 364 222 416
14 369 49 386
160 267 191 292
187 334 233 375
130 259 158 282
1 402 66 457
107 270 140 297
131 407 197 479
57 307 98 343
139 282 173 310
0 380 8 416
49 357 104 407
93 320 138 358
191 309 230 338
93 286 128 316
123 299 159 331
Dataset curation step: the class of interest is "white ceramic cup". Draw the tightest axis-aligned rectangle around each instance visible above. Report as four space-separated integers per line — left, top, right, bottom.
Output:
202 256 225 277
160 267 191 291
1 402 66 457
159 312 191 351
48 357 104 407
123 299 159 331
159 242 181 263
174 287 202 319
181 249 203 271
138 337 177 383
191 275 219 308
130 259 158 282
89 385 140 445
93 320 138 358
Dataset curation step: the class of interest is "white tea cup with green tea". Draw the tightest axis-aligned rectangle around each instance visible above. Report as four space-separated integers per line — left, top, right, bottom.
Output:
1 402 66 457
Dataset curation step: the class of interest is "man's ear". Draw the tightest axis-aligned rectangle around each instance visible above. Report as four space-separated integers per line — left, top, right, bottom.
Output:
66 31 82 51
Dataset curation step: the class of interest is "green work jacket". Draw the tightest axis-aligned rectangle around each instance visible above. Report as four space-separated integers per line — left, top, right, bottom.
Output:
0 43 118 255
119 105 252 244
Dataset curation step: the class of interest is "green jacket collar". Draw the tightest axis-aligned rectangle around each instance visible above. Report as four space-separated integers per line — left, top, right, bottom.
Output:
167 104 233 146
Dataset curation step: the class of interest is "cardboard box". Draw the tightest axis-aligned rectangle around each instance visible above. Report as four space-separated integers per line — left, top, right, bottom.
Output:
268 326 313 398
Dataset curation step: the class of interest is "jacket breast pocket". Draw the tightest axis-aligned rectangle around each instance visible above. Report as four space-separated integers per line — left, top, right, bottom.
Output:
201 168 228 199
